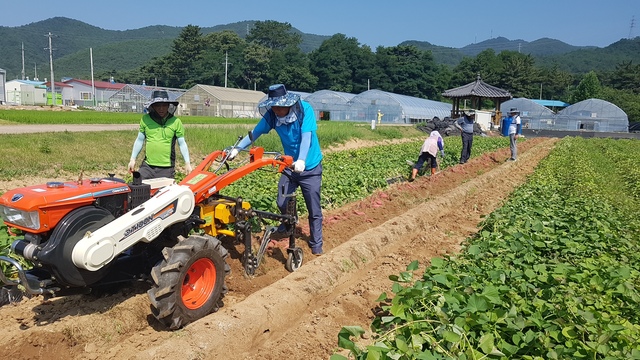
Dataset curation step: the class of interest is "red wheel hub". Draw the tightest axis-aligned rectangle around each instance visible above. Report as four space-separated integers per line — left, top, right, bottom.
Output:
181 258 217 309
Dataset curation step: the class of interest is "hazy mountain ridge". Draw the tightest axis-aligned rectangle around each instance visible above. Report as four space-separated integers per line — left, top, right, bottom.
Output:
0 17 636 81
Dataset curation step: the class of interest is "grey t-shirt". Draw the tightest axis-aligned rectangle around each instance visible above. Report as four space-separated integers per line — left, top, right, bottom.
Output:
457 116 474 134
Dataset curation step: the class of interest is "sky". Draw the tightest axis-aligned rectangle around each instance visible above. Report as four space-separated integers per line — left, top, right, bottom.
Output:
2 0 638 49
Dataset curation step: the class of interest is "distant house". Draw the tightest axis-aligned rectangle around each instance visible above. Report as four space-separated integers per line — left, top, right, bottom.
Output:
178 85 266 118
43 81 72 105
61 79 126 107
108 84 186 113
5 79 47 105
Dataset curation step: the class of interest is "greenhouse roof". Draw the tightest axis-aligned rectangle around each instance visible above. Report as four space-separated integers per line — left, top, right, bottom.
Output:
352 90 452 120
501 98 556 117
305 90 356 103
120 84 186 101
558 98 627 120
194 84 265 103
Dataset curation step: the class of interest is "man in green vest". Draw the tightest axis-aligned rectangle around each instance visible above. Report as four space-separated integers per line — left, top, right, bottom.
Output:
128 90 192 180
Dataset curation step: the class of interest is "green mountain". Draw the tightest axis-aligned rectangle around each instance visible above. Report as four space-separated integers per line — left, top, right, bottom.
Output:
1 17 638 81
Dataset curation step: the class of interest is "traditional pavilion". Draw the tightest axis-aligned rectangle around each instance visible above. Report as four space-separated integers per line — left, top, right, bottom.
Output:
442 74 512 124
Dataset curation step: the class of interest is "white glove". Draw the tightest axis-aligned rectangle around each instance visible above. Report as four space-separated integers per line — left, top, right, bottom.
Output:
228 148 239 160
185 163 193 174
128 159 136 172
293 160 305 173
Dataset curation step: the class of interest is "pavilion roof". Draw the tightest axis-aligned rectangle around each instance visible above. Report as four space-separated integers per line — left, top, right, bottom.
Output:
442 74 512 99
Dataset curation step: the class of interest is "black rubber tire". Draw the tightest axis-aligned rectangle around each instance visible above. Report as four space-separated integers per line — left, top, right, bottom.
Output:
285 247 303 272
148 234 230 330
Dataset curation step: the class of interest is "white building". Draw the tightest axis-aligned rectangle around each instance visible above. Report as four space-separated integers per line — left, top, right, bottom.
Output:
61 79 126 107
4 79 47 105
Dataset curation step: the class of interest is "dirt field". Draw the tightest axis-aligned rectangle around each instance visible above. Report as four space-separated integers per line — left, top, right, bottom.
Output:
0 136 557 360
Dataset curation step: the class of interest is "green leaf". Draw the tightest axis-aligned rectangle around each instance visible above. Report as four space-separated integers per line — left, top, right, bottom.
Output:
443 330 461 343
466 294 488 312
481 285 502 304
375 292 388 302
430 257 444 268
479 333 495 354
406 260 419 271
337 326 365 353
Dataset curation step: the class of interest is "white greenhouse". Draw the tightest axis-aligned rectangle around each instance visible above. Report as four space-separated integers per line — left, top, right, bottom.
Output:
556 99 629 132
500 98 556 130
347 90 452 124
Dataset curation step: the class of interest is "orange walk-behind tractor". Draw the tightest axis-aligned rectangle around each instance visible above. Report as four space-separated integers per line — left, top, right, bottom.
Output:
0 140 303 329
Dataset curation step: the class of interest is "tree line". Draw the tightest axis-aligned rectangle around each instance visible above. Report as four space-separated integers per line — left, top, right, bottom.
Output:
110 21 640 123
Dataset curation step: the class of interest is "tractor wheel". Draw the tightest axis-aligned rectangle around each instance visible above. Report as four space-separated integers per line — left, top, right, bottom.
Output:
285 247 303 272
148 234 230 330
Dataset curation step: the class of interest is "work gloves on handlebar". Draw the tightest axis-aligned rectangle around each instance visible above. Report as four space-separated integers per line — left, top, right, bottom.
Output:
128 159 136 172
293 160 306 173
227 148 239 160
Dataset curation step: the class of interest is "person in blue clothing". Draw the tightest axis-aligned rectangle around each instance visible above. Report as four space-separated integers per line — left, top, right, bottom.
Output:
455 110 476 164
228 84 324 255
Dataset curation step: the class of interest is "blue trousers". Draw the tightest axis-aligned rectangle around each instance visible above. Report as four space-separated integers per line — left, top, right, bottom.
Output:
277 163 323 252
460 132 473 164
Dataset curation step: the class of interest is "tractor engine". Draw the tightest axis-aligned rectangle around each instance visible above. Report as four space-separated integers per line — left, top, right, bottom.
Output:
0 174 173 294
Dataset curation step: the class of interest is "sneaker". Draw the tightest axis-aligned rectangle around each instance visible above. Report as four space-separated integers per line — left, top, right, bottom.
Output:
311 247 323 256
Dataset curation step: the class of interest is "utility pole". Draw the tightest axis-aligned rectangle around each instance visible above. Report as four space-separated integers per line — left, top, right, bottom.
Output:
630 16 636 39
222 51 232 88
90 48 96 107
45 32 56 105
21 43 25 80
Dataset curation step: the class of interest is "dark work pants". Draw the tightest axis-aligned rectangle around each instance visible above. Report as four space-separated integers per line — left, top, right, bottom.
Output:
277 163 323 252
138 161 175 181
414 152 437 170
460 132 473 164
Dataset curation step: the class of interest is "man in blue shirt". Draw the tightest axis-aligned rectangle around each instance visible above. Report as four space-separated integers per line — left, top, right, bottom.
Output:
229 84 324 255
455 110 476 164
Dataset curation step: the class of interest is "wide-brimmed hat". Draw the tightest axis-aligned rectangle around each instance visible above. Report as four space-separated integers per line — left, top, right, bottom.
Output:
148 90 178 107
258 84 300 108
509 107 520 114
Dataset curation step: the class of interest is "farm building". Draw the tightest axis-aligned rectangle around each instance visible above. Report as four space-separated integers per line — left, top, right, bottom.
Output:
62 79 125 108
304 90 356 121
347 90 452 124
0 68 6 104
555 99 628 132
4 79 47 105
108 85 185 113
178 85 265 118
43 81 71 105
500 98 556 130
